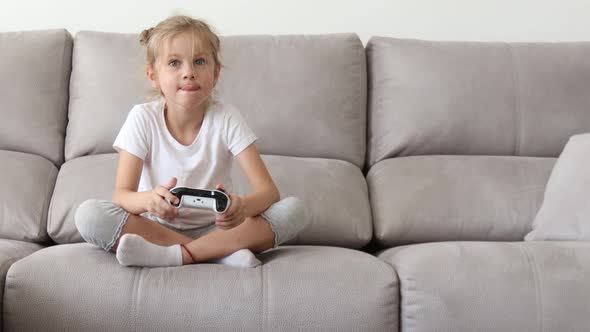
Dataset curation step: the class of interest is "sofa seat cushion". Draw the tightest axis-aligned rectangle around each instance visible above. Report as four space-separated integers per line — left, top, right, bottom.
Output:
367 155 554 246
0 29 72 166
49 154 372 248
0 239 45 331
0 150 58 243
378 241 590 332
66 31 366 168
4 244 397 331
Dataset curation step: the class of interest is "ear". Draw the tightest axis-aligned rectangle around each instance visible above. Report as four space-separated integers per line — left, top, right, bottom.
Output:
213 64 221 86
146 66 159 89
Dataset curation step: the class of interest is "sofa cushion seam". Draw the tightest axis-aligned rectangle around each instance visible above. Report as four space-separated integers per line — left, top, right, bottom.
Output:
507 43 522 156
260 262 267 330
58 30 72 165
357 34 367 170
38 165 57 243
521 245 543 331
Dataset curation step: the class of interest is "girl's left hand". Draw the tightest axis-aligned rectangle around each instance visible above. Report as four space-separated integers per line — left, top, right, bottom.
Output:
215 187 247 230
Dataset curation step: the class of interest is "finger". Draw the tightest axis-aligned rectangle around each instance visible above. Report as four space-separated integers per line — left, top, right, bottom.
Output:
215 219 232 227
222 213 236 221
164 202 178 213
155 186 168 197
215 216 229 224
225 206 243 219
224 203 237 216
167 210 178 221
216 223 232 230
217 211 231 219
164 177 177 190
161 200 178 214
156 196 172 210
153 206 166 220
215 184 225 191
157 187 180 204
220 211 233 219
168 193 180 205
227 194 238 212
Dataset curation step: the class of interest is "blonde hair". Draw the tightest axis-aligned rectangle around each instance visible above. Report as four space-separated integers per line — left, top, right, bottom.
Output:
139 15 222 102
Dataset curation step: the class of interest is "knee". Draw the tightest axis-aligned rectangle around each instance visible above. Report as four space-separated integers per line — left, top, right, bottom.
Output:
273 196 310 232
284 197 308 228
74 199 128 251
74 199 107 237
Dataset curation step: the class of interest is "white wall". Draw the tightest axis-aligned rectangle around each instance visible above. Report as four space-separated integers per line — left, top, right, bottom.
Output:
1 0 590 44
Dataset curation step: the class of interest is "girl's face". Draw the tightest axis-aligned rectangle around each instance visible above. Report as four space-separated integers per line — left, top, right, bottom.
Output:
148 31 220 112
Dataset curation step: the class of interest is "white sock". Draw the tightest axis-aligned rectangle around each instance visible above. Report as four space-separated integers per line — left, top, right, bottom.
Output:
212 249 261 268
116 234 261 268
116 234 182 267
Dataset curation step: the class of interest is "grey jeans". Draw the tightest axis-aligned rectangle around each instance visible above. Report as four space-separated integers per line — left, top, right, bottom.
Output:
74 197 308 252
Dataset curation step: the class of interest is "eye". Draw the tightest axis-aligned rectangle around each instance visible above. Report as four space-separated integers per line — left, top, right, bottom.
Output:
195 58 206 65
168 59 180 67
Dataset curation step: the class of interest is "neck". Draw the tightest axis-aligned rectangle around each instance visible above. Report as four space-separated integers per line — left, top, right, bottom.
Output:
164 99 208 137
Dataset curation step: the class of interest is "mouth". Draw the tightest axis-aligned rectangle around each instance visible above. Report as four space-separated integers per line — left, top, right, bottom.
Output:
180 85 201 91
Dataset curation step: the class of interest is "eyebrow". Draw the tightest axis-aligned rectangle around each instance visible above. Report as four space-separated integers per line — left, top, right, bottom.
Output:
166 53 207 58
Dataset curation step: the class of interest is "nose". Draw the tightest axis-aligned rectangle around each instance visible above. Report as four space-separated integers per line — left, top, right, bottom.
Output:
182 63 195 79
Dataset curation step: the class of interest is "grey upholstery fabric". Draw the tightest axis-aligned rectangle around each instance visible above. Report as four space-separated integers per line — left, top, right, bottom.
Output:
4 244 398 331
526 133 590 241
47 154 117 244
231 155 372 248
0 30 72 166
65 31 147 161
217 34 366 167
49 154 372 249
367 37 590 167
66 32 367 168
0 239 45 332
0 150 58 243
367 155 555 246
379 241 590 332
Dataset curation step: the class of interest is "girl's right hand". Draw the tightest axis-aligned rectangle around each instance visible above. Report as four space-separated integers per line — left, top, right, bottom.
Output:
145 177 180 221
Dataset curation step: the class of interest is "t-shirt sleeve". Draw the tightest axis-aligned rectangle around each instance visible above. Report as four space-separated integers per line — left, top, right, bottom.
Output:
113 106 150 160
224 106 258 156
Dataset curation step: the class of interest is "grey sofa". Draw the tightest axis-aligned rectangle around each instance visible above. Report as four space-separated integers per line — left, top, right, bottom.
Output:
1 29 589 331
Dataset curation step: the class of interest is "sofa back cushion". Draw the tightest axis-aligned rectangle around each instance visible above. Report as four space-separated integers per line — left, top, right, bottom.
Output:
66 32 367 168
367 37 590 167
367 155 554 246
1 150 57 243
0 30 72 166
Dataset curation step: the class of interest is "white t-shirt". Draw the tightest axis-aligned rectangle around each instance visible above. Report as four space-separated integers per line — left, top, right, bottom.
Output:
113 99 257 229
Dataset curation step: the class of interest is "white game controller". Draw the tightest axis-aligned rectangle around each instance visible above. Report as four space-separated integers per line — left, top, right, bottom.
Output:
169 187 231 214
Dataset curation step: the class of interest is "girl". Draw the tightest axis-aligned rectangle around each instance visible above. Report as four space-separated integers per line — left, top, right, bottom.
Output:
74 15 308 268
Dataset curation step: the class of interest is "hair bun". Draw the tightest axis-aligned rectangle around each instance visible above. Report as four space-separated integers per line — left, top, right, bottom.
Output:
139 27 154 46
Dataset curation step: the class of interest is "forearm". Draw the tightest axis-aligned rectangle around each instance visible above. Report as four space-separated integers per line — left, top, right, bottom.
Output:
241 186 280 218
112 189 147 215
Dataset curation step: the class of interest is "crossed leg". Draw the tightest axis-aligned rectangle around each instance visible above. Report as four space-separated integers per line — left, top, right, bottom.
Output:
109 214 193 252
113 214 275 266
179 215 275 264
